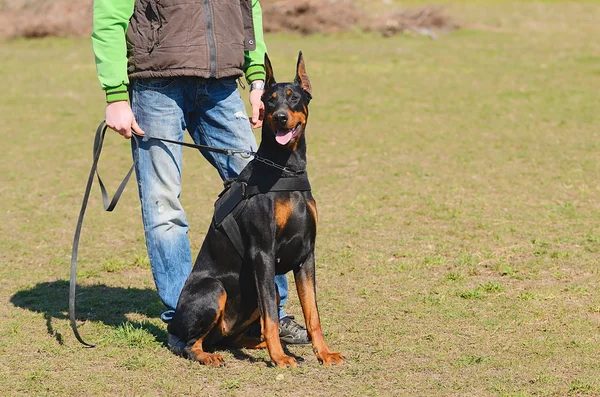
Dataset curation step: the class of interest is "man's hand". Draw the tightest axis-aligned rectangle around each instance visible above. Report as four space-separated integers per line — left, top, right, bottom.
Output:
249 82 264 129
105 100 145 139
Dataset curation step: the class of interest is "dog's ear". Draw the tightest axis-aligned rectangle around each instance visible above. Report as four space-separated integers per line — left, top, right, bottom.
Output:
264 53 276 90
294 51 311 97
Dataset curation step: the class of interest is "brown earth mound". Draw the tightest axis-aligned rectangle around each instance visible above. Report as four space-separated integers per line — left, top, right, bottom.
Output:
263 0 459 37
0 0 458 39
0 0 92 38
262 0 362 35
366 6 460 38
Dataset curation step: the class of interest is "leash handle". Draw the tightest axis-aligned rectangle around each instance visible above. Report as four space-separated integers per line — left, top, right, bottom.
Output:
70 122 140 347
95 127 139 212
70 122 107 347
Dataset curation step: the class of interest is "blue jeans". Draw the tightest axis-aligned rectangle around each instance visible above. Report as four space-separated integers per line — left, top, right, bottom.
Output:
130 77 289 318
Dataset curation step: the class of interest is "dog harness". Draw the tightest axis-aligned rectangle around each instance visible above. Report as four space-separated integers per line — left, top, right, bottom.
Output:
213 176 312 258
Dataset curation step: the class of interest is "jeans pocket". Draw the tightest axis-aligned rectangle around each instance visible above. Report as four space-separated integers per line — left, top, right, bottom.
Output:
134 78 177 91
218 78 239 90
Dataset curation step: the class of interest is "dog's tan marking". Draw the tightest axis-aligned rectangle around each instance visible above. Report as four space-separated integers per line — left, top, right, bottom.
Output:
263 314 297 367
216 292 232 335
189 291 227 366
236 307 261 332
287 110 307 151
295 273 345 366
275 199 293 232
307 199 318 225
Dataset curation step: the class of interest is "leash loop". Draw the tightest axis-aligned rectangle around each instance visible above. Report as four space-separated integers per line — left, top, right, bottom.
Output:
70 122 141 347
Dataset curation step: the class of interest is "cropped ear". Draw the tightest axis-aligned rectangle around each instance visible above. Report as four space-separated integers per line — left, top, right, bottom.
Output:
264 53 276 90
294 51 311 96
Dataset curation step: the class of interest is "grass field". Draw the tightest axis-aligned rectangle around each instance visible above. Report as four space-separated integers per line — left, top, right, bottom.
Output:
2 1 600 395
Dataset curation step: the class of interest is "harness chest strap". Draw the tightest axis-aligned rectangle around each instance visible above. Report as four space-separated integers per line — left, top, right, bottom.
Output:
213 177 312 258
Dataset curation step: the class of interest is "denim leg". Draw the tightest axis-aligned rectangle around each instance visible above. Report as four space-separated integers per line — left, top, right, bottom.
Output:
188 78 289 318
187 78 258 179
130 79 192 311
275 275 289 319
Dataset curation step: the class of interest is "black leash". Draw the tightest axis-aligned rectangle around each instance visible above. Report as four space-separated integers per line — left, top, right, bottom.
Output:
69 121 302 346
70 122 142 347
147 135 305 176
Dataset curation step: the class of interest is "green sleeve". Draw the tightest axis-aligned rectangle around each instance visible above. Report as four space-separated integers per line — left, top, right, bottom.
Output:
244 0 267 84
91 0 135 102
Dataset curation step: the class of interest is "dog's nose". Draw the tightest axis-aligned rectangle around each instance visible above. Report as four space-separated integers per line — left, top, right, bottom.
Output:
273 112 289 127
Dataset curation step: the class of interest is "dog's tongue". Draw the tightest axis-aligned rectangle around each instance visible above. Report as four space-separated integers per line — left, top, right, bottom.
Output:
276 129 293 145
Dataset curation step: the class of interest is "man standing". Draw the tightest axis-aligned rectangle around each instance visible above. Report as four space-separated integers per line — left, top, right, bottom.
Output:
92 0 308 346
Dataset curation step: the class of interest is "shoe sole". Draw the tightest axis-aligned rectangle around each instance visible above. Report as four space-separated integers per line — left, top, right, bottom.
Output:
280 337 311 345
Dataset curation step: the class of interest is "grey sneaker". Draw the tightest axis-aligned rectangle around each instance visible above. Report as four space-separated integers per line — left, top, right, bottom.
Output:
160 309 176 323
279 315 310 345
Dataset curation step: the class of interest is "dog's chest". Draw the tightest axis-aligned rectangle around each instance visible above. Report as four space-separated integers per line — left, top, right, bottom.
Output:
272 195 316 269
273 195 315 234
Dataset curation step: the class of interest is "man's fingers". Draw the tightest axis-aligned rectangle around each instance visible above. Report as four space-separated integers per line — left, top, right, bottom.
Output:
105 100 139 139
251 104 260 124
106 122 127 138
131 119 145 136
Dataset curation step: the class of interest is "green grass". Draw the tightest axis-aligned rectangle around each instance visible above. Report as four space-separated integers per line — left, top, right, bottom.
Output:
2 1 600 395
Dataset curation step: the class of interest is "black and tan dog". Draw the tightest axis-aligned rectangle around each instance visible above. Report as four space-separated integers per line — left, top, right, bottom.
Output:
167 52 345 368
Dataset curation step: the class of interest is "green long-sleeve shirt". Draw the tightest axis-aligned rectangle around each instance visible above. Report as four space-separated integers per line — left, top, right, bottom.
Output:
92 0 267 102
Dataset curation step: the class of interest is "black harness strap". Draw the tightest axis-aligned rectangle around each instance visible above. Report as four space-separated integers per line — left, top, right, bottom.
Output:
221 214 245 258
244 177 311 196
212 176 312 259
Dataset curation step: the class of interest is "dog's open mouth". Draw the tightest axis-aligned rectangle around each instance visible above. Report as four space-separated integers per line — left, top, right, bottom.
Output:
275 123 301 145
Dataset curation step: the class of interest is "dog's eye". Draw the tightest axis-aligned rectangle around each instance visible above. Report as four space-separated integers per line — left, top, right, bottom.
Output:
290 94 301 104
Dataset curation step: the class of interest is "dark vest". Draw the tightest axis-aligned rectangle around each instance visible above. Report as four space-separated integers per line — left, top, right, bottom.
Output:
126 0 256 80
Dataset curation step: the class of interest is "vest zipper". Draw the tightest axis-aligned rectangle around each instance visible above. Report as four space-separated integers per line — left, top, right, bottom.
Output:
204 0 217 76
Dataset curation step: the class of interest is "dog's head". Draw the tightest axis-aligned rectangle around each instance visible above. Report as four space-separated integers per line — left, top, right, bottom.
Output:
262 52 312 150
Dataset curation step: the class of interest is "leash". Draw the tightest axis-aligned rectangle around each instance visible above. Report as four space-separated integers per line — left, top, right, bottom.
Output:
69 121 303 346
145 135 305 176
70 122 142 347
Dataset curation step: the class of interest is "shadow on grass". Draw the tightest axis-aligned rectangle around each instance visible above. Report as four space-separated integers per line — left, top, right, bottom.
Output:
10 280 298 366
10 280 165 345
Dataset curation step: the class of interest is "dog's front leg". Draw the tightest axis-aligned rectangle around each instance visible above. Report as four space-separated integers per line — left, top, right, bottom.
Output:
251 249 297 368
294 251 346 366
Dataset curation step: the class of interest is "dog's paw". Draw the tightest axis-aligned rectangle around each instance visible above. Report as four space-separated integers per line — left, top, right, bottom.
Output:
195 352 225 367
272 354 298 368
317 351 346 367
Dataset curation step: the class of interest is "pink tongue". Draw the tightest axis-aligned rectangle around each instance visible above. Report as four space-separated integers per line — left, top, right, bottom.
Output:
276 130 293 145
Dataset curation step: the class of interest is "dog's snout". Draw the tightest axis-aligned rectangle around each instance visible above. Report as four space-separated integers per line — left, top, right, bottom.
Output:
273 112 289 127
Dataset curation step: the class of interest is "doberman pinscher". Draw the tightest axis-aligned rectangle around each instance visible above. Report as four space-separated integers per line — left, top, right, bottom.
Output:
167 52 345 368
